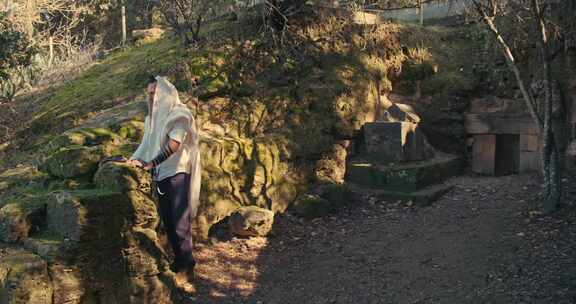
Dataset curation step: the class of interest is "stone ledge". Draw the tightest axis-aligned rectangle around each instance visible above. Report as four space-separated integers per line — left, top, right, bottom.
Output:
346 154 462 191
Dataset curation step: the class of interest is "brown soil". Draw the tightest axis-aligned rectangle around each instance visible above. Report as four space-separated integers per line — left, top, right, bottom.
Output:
179 173 576 304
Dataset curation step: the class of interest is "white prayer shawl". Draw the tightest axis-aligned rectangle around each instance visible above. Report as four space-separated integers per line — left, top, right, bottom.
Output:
131 76 202 218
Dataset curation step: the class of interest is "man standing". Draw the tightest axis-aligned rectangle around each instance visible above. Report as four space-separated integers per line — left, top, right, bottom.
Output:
127 75 202 293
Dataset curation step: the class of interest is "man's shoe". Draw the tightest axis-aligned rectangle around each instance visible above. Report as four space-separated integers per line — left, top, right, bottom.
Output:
175 271 196 294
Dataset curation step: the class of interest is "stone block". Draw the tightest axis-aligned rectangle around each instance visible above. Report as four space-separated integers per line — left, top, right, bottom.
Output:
362 122 404 162
465 113 539 135
46 190 130 242
472 135 496 175
519 151 541 173
361 122 434 163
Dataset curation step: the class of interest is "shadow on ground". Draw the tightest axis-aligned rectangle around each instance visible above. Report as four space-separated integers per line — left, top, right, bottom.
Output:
183 173 576 304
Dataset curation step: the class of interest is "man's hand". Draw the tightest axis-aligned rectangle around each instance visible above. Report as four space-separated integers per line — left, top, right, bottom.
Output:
128 159 154 171
127 159 144 168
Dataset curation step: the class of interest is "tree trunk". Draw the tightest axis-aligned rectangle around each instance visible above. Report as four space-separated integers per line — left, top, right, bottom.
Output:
533 0 562 213
542 124 561 213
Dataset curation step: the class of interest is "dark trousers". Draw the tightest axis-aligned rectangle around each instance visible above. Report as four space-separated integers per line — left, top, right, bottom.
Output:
156 172 195 271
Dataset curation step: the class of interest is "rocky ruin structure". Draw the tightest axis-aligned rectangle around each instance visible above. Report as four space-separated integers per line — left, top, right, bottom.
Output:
346 102 462 205
465 93 576 176
466 97 541 176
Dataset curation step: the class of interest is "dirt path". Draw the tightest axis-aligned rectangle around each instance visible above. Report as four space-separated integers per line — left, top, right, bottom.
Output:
184 174 576 304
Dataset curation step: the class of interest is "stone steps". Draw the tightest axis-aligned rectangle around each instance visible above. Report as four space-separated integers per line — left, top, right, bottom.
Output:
348 182 454 206
346 153 463 192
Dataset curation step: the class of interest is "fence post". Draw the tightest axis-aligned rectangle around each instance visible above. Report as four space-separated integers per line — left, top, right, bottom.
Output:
48 36 53 67
418 0 424 26
121 0 127 46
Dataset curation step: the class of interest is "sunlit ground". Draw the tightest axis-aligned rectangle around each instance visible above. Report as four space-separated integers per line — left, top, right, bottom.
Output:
193 237 268 299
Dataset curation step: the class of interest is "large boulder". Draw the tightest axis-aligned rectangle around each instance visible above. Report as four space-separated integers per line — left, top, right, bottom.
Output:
0 251 53 304
44 189 174 304
228 206 275 237
0 200 46 243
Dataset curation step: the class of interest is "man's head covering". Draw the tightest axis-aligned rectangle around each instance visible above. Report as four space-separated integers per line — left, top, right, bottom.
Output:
140 76 202 218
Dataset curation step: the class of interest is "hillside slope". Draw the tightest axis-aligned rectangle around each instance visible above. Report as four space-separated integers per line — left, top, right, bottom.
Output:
0 13 481 303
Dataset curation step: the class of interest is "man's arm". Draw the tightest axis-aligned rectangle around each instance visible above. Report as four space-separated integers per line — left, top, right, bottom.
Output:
142 138 181 170
129 116 150 165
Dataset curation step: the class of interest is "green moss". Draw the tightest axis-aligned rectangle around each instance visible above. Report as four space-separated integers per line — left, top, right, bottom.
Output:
29 37 184 134
0 166 48 195
116 120 145 141
396 24 481 95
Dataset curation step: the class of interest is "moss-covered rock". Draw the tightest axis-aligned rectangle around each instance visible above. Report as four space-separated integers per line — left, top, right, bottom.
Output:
0 251 53 304
0 199 46 243
194 135 304 239
40 146 104 179
289 184 355 219
44 189 174 303
290 194 333 219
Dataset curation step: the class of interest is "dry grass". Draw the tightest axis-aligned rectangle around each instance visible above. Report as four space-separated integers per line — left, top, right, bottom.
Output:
32 41 102 93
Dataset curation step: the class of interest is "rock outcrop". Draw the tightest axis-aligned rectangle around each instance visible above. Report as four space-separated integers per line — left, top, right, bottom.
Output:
0 201 45 243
